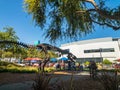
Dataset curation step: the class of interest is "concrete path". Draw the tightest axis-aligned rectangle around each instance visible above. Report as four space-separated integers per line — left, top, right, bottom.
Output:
0 71 89 90
0 71 117 90
0 81 34 90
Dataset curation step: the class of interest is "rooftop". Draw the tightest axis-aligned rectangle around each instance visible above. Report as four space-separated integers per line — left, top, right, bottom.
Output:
61 37 120 47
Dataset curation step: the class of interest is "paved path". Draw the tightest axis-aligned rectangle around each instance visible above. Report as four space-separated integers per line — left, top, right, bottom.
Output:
0 71 90 90
0 81 34 90
1 71 117 90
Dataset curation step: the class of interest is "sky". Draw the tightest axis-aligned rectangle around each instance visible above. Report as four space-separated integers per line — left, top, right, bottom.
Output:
0 0 120 47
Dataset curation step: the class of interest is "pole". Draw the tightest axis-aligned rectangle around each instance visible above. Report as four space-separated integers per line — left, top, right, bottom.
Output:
117 39 120 58
92 54 95 62
100 48 103 68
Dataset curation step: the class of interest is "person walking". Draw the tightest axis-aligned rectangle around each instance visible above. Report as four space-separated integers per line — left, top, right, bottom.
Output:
88 61 97 78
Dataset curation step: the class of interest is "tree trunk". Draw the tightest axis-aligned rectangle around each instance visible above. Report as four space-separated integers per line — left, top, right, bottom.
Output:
40 57 50 73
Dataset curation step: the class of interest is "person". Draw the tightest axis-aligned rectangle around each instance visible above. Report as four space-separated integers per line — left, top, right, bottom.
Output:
54 62 60 70
56 63 61 70
88 61 97 78
68 60 71 70
80 64 83 71
60 62 65 70
71 62 76 71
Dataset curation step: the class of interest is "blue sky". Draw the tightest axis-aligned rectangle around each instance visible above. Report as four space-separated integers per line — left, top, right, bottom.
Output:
0 0 120 46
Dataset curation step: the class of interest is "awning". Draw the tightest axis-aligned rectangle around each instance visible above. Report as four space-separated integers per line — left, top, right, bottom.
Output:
50 58 57 62
59 57 68 61
24 57 42 60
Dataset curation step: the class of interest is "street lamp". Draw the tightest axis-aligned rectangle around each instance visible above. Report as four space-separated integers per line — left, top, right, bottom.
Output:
99 48 103 68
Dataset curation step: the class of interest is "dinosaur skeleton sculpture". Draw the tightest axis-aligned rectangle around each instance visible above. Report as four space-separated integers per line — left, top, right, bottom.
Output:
0 40 77 72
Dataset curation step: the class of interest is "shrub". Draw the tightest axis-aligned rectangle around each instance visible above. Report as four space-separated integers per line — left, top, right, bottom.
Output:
32 72 107 90
0 63 38 73
44 67 55 72
103 59 112 65
97 71 120 90
32 73 52 90
0 61 55 73
84 61 90 66
0 61 9 66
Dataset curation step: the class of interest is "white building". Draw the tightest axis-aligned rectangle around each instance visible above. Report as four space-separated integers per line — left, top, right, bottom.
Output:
60 37 120 63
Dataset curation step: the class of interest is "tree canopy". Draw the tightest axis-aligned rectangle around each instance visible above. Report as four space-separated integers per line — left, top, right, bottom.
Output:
24 0 120 42
0 27 57 59
0 27 19 50
0 27 19 41
0 27 20 59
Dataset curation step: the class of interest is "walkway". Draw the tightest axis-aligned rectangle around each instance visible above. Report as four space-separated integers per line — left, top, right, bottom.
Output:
0 71 89 90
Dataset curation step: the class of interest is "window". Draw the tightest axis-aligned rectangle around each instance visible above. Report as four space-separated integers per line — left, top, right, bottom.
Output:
84 48 114 53
102 48 114 52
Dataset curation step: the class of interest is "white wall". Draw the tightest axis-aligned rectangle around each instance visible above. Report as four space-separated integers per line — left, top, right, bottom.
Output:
60 40 120 61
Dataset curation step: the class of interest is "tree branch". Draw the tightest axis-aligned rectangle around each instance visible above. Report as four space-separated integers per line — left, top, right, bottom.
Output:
79 0 120 20
76 9 120 20
91 19 120 30
84 0 99 10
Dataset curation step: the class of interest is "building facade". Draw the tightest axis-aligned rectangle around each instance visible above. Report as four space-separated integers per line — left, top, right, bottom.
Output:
60 37 120 63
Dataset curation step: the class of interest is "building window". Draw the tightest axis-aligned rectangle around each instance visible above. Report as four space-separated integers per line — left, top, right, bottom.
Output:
84 48 114 53
101 48 114 52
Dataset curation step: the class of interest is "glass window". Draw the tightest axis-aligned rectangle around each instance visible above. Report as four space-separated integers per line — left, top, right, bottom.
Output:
84 48 114 53
102 48 114 52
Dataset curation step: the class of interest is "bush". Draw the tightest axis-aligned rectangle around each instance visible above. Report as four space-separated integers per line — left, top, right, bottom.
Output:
32 73 52 90
84 61 90 66
44 67 55 72
98 72 120 90
0 66 8 72
0 61 56 73
0 61 9 66
103 59 112 65
0 61 55 73
33 74 104 90
0 61 38 73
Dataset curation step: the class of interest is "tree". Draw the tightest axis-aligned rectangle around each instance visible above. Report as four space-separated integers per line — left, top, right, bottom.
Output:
0 27 19 49
0 27 20 59
0 27 19 41
24 0 120 42
2 51 13 59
